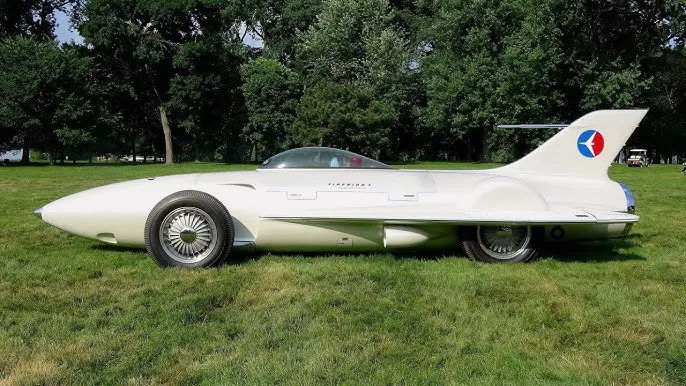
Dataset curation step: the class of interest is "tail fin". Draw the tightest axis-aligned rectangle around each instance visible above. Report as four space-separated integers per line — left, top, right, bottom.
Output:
499 109 648 179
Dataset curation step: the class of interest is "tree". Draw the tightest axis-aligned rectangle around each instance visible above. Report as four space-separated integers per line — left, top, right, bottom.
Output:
167 37 247 162
240 57 300 160
0 37 96 163
1 0 684 165
291 81 395 156
544 0 683 160
227 0 323 61
2 0 58 39
84 42 155 161
638 47 686 162
80 0 244 164
293 0 414 158
418 0 684 162
420 0 567 161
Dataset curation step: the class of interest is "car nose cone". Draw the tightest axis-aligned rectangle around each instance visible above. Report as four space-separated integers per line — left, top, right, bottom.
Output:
33 207 43 219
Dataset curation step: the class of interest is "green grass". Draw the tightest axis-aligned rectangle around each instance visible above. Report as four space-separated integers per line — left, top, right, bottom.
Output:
0 162 685 385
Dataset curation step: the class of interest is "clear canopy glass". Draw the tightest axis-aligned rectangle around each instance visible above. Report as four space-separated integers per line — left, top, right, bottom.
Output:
259 147 392 169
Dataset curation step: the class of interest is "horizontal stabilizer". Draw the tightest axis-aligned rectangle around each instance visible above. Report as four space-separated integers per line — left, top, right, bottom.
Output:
496 124 568 129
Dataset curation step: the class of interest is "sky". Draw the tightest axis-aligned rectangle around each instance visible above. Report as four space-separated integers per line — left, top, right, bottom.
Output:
54 10 84 44
241 26 264 48
54 10 263 48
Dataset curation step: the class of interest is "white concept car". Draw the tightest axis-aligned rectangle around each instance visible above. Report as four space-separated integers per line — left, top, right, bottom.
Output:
34 110 646 267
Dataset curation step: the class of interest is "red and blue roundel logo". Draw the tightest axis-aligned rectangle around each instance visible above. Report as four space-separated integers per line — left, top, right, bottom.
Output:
577 129 605 158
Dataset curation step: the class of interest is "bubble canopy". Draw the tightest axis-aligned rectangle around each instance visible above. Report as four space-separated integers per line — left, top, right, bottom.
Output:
258 147 393 170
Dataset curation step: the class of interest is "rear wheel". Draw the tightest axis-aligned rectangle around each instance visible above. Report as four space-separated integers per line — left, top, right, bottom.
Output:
145 191 234 268
461 225 539 263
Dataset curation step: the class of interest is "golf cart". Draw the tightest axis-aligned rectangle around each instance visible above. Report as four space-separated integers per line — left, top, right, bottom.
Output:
627 149 650 167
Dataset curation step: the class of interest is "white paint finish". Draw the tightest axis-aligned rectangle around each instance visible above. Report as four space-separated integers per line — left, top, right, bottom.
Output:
384 226 432 248
42 175 200 246
36 110 647 252
257 168 437 196
499 109 648 179
466 176 550 211
525 174 627 212
255 219 383 252
196 184 263 245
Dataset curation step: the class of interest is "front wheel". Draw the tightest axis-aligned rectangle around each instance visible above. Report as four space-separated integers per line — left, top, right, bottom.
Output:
144 191 234 268
461 225 539 263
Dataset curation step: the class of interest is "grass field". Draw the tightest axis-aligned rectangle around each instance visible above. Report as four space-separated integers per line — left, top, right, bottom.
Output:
0 162 685 385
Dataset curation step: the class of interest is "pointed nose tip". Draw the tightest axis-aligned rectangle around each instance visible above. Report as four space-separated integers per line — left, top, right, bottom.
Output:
33 207 43 219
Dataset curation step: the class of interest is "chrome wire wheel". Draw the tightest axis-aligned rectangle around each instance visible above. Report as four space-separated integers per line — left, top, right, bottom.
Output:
476 225 532 260
159 207 218 264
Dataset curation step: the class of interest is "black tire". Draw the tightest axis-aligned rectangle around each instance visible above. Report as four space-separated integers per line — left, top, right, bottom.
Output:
144 190 234 268
461 225 540 263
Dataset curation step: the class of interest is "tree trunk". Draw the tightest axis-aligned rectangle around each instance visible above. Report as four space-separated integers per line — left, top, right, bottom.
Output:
21 146 29 164
481 129 490 162
159 105 174 164
132 137 137 165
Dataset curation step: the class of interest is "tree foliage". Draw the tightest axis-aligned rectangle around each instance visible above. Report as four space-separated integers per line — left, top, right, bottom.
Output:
168 39 246 162
291 81 395 156
0 0 77 40
79 0 247 163
0 37 96 162
240 58 301 160
292 0 417 158
0 0 685 163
